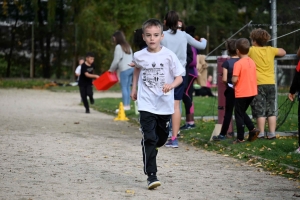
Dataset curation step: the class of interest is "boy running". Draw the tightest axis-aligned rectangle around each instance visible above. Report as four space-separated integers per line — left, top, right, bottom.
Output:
130 19 184 189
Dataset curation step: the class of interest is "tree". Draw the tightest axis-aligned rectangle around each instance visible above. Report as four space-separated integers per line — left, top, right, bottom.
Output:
0 0 299 78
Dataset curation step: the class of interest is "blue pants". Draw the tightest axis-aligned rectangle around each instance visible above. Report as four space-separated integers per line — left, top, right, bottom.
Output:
120 68 134 106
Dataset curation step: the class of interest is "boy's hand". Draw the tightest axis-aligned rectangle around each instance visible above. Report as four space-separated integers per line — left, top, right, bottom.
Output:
288 93 295 101
162 84 173 94
95 75 99 79
128 62 135 67
131 90 137 101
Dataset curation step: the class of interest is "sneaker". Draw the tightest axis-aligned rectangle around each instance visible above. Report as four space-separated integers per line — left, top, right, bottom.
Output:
147 176 161 190
212 134 226 141
295 147 300 154
180 124 196 131
257 132 265 139
232 139 245 144
86 110 90 114
226 132 234 138
165 138 178 148
247 128 260 142
267 132 276 140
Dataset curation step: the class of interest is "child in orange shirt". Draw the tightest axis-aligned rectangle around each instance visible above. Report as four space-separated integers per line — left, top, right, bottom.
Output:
232 38 259 143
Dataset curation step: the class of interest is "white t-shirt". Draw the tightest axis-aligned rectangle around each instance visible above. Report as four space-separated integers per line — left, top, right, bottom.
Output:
75 65 81 81
133 46 184 115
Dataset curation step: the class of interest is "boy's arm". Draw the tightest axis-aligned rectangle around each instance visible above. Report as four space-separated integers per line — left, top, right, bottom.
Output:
84 72 99 79
232 62 239 86
131 67 141 101
222 68 228 84
276 48 286 57
288 69 300 101
162 76 183 94
232 76 238 85
172 76 183 88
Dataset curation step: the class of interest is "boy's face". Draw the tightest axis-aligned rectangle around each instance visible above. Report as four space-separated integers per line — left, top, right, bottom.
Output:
79 59 84 65
85 56 94 65
142 25 164 53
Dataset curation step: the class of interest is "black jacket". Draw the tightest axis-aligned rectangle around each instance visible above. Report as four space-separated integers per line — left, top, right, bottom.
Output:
289 61 300 95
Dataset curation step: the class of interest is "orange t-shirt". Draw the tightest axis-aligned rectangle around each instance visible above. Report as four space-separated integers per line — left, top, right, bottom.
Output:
233 57 258 98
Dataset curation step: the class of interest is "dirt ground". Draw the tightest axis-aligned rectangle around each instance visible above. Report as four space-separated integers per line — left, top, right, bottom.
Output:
0 89 299 200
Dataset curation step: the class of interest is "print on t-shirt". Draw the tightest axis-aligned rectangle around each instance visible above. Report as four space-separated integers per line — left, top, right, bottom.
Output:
87 67 93 73
142 62 165 88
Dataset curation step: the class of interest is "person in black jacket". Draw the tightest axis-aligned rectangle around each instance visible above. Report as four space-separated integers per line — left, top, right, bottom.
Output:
288 47 300 153
180 25 198 131
78 52 99 113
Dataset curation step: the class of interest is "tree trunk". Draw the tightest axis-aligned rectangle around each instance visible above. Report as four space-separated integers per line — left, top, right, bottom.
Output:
6 12 19 77
56 0 64 79
44 32 51 78
37 0 52 78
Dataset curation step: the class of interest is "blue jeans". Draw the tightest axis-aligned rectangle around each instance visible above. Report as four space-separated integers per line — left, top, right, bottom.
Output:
120 68 134 106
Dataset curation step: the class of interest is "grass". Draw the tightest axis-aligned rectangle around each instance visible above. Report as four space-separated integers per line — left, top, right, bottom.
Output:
0 78 122 92
1 78 299 179
90 96 300 180
0 78 51 89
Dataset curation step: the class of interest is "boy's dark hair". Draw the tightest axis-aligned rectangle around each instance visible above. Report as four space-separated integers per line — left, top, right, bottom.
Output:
225 39 237 56
185 25 196 37
164 10 179 34
250 28 271 46
85 52 95 58
133 28 147 50
142 18 163 34
236 38 250 55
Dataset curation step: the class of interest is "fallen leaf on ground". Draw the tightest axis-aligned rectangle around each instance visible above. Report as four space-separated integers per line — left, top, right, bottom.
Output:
125 190 135 194
286 170 295 174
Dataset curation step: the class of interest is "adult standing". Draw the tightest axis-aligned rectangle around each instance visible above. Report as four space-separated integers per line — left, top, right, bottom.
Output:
248 28 286 139
180 25 198 131
162 10 207 148
108 31 134 112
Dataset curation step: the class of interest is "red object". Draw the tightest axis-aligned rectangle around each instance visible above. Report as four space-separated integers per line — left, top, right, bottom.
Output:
93 71 118 91
217 57 233 133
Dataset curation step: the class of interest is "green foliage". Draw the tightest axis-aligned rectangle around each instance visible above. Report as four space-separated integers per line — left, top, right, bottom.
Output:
1 0 300 78
0 78 50 88
75 0 150 73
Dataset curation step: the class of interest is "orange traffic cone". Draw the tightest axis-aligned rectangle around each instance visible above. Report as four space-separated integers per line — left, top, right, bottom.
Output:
114 102 129 121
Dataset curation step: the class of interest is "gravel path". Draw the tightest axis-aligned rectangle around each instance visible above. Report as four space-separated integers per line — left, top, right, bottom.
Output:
0 89 299 200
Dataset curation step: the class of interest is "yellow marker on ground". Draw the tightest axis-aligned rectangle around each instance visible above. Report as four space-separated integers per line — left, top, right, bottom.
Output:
114 102 129 121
